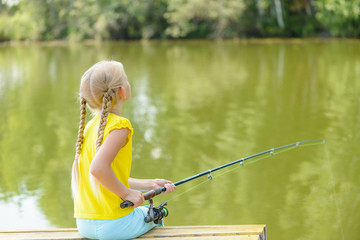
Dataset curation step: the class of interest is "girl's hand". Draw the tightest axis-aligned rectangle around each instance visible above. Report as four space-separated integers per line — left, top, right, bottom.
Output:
153 179 176 194
123 189 144 208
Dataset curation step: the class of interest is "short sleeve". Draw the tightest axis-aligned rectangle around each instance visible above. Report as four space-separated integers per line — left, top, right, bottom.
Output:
104 116 134 141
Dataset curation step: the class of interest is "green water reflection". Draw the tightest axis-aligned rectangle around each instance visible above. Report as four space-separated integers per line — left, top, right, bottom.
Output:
0 40 359 239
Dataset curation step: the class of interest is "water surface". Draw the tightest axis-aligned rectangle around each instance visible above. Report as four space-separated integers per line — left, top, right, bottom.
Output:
0 40 359 240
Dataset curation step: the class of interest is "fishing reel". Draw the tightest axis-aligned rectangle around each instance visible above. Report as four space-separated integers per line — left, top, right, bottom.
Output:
144 199 169 224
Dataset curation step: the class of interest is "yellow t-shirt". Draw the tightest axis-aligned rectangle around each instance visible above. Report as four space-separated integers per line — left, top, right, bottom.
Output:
74 113 134 220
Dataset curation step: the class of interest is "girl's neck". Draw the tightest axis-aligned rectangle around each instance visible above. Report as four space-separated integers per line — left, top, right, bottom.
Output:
109 101 123 116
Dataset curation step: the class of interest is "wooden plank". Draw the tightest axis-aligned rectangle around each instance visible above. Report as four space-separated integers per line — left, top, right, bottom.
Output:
138 225 265 238
0 229 79 233
0 225 266 240
139 235 260 240
0 229 84 240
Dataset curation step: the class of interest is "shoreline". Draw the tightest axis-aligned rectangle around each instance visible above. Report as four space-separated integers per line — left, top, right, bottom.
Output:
0 37 359 47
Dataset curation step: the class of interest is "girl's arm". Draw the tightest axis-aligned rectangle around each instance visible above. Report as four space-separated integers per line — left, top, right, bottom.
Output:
128 178 154 191
129 178 176 194
90 128 144 207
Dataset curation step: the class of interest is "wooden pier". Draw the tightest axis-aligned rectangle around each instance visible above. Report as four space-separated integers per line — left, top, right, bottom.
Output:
0 225 266 240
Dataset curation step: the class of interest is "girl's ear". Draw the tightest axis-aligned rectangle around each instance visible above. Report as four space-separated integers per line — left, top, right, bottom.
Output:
117 87 126 100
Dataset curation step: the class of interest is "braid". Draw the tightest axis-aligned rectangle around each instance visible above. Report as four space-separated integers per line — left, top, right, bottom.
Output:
76 98 87 156
96 89 114 151
72 97 87 199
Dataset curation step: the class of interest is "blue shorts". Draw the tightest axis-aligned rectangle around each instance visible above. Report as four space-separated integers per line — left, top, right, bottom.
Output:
76 207 163 240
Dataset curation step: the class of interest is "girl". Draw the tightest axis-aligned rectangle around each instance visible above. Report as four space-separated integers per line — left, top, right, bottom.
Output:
71 60 176 240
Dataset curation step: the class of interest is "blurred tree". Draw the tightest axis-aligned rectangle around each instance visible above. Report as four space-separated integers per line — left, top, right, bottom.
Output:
108 0 168 40
315 0 360 37
67 0 104 40
66 0 168 40
0 0 47 40
242 0 321 37
164 0 245 38
43 0 72 40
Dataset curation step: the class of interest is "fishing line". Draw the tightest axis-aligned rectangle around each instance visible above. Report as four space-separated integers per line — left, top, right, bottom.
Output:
324 144 345 240
132 140 326 225
121 140 325 209
164 140 324 204
128 140 331 227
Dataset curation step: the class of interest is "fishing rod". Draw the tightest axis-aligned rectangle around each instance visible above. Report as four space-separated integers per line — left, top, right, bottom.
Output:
120 139 325 222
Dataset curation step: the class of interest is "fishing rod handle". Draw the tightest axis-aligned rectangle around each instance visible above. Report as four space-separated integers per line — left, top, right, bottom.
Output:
120 188 164 209
144 187 165 200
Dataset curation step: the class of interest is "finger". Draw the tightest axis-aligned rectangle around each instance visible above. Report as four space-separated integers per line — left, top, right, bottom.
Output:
163 184 176 194
169 185 176 192
162 185 169 194
133 200 143 208
132 199 140 208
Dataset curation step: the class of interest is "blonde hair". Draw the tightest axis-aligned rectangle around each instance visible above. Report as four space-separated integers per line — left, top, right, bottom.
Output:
71 60 127 199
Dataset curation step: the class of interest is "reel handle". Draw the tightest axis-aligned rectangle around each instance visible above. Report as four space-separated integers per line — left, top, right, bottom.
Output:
120 187 164 209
